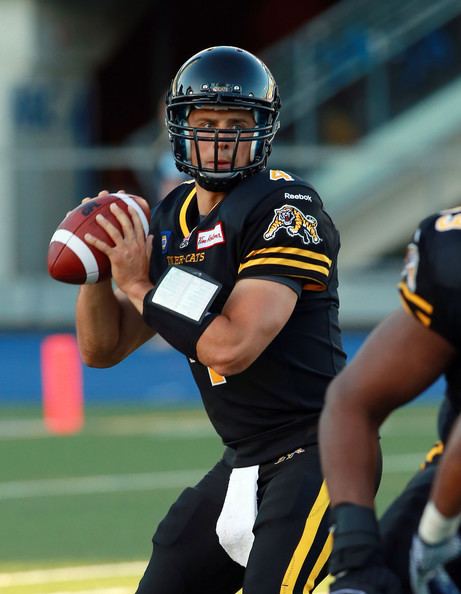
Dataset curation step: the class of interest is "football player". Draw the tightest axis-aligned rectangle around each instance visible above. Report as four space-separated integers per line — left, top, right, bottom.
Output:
409 411 461 594
318 207 461 594
76 46 346 594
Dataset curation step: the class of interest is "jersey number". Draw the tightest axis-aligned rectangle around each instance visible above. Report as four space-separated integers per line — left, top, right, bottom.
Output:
269 169 294 182
435 213 461 231
207 367 226 386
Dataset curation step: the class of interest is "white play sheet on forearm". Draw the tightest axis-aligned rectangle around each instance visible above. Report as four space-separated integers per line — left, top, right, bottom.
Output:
151 267 218 322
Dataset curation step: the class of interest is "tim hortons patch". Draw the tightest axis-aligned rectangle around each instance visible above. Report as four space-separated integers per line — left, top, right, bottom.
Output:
197 222 225 250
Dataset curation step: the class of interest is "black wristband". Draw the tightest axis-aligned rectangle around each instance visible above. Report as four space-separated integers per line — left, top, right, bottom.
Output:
143 288 218 359
329 503 382 575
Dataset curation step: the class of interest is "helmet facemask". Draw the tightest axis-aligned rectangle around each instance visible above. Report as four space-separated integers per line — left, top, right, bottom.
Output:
165 46 281 192
167 101 279 191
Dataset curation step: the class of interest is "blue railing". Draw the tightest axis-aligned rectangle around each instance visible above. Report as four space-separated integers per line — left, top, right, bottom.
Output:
263 0 461 144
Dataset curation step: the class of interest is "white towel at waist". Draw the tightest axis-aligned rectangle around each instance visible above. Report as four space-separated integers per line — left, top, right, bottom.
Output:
215 465 259 567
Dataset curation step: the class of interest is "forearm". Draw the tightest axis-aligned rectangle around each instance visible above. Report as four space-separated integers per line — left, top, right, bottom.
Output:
430 418 461 519
76 280 154 366
76 281 121 362
319 392 381 508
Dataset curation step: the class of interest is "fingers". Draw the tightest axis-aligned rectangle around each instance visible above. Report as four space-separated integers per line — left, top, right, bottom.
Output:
110 203 148 242
87 202 146 247
146 234 154 260
106 202 147 242
84 232 111 255
111 203 135 238
127 205 148 241
92 210 125 246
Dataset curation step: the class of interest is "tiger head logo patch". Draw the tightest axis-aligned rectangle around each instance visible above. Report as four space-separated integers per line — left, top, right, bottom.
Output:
263 205 322 245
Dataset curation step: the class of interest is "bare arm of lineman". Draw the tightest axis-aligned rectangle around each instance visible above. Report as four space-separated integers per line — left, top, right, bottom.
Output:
82 197 298 375
430 415 461 519
319 308 456 508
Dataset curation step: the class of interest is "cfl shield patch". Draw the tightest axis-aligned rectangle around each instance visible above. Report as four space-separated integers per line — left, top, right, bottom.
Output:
263 205 322 245
161 230 172 254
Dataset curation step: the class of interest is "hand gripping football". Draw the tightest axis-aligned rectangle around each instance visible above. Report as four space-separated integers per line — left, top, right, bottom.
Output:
48 192 151 284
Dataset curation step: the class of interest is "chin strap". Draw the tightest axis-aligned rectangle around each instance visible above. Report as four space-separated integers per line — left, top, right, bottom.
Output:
195 171 242 192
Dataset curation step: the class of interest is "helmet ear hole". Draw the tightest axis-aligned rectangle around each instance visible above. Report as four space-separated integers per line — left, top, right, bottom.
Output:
165 45 281 191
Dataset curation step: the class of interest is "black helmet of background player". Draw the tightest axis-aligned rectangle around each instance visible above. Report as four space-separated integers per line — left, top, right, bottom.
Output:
166 46 281 192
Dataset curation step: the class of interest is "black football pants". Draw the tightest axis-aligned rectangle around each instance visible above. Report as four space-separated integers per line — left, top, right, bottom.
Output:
135 443 331 594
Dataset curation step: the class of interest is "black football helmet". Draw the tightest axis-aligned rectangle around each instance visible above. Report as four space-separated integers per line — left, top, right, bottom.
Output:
166 46 281 191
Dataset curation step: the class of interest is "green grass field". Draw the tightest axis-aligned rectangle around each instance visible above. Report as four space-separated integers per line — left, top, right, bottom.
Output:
0 402 440 594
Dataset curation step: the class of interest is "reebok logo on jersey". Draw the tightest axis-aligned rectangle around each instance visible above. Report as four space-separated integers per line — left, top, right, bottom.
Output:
197 222 225 250
263 205 322 246
284 192 312 202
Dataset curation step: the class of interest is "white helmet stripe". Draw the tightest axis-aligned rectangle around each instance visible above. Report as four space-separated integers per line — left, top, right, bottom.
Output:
49 229 99 284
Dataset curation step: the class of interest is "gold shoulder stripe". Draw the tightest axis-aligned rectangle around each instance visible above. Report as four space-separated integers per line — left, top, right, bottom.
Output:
416 310 431 327
281 480 329 593
425 441 444 464
245 247 332 267
238 257 330 277
179 187 197 237
398 281 433 314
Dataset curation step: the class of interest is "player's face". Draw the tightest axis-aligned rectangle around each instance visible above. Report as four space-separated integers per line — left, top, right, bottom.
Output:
188 108 256 171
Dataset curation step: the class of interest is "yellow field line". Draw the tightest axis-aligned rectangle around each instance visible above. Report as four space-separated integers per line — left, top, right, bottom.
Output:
50 588 133 594
0 561 146 587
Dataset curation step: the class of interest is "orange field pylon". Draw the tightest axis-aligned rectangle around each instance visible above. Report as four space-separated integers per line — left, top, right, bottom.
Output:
40 334 84 434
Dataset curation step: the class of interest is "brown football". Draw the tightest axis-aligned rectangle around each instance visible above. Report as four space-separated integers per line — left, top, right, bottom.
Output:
48 193 151 284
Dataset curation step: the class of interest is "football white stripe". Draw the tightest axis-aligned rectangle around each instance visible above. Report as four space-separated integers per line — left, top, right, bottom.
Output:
113 192 149 235
50 229 99 284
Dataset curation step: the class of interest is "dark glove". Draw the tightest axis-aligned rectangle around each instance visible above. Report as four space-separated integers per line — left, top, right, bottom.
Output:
328 504 404 594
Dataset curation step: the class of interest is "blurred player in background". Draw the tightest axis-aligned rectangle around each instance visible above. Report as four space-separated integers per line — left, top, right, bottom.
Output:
318 206 461 594
75 46 346 594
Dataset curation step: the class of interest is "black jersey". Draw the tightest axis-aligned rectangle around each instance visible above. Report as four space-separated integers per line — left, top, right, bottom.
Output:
149 169 346 466
399 206 461 441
